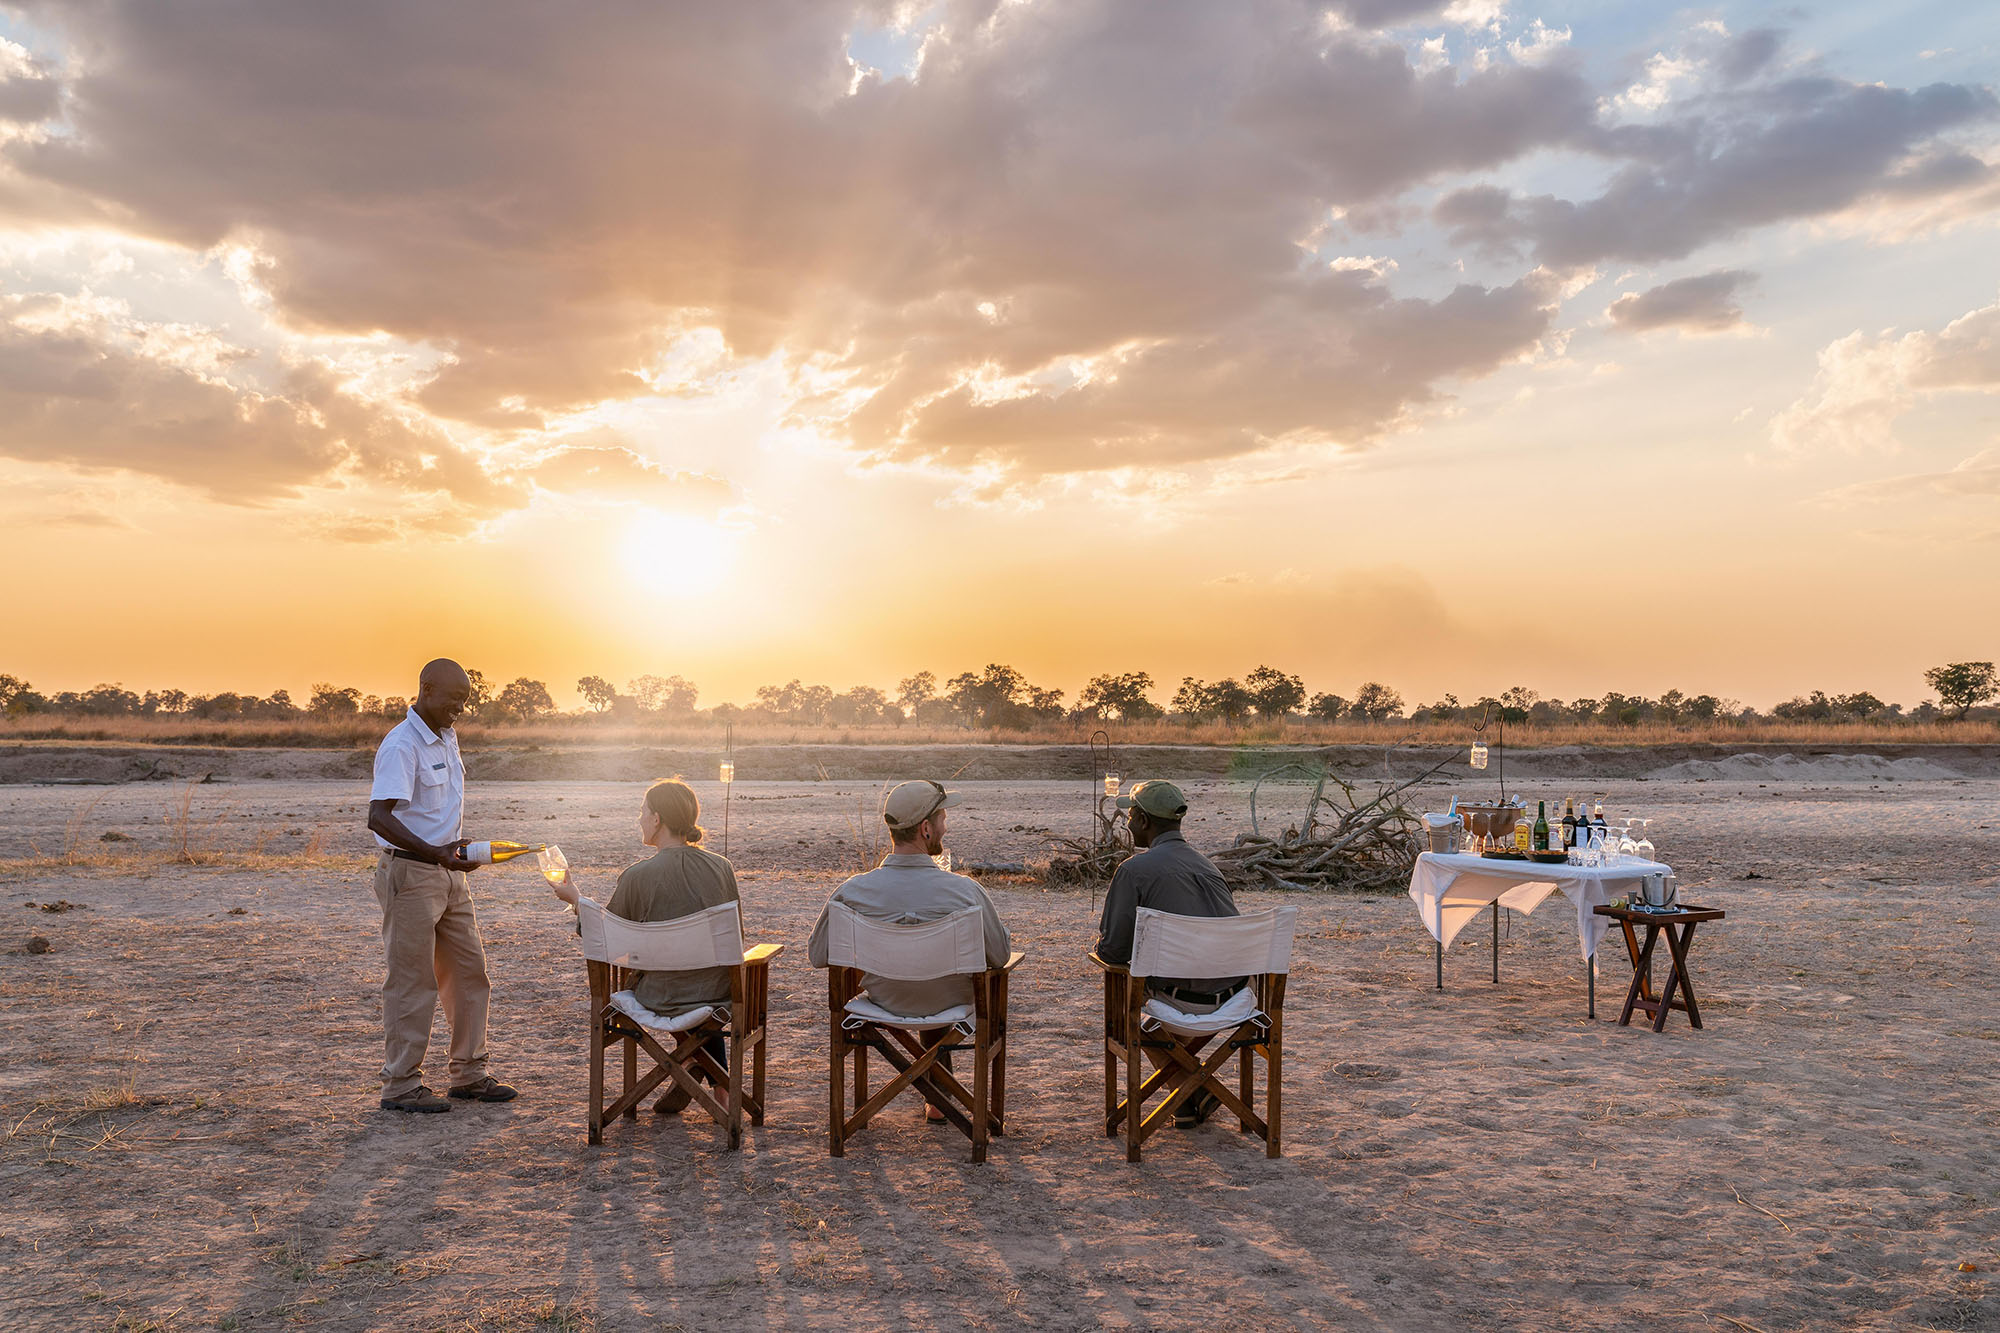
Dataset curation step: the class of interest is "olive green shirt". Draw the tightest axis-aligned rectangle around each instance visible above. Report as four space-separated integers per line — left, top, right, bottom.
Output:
603 844 741 1017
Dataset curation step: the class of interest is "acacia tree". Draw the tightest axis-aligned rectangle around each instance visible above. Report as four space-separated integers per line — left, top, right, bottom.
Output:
309 683 362 716
1244 665 1305 718
1079 671 1161 721
627 674 698 714
576 675 617 712
1349 681 1403 722
1924 661 1997 719
495 678 557 720
1308 691 1349 721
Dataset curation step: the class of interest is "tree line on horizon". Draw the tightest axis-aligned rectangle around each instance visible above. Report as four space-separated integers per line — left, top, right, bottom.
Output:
2 662 1995 728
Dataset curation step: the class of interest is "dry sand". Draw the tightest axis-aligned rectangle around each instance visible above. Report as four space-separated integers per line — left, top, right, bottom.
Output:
2 766 1997 1332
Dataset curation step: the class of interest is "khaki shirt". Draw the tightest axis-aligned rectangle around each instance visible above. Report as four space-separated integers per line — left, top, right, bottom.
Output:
1095 830 1243 992
808 854 1011 1016
603 844 741 1017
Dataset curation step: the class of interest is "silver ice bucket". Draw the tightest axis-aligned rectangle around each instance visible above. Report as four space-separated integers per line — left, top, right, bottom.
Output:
1641 874 1678 909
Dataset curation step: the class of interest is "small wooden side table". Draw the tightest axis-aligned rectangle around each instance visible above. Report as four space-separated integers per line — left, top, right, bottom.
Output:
1592 904 1725 1032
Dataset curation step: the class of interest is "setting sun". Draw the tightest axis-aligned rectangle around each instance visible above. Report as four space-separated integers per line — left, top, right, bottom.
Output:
619 512 735 590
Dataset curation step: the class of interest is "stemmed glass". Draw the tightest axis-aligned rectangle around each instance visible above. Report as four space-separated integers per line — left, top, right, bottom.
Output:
537 843 569 888
1632 819 1655 866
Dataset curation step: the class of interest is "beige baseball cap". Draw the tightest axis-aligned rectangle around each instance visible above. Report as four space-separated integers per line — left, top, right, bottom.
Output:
882 779 963 831
1117 779 1189 819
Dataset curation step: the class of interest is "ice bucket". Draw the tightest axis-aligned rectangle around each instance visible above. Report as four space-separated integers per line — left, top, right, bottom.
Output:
1641 874 1678 909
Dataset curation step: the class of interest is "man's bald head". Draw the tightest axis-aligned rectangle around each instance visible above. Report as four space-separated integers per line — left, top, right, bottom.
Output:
419 658 470 690
414 659 472 731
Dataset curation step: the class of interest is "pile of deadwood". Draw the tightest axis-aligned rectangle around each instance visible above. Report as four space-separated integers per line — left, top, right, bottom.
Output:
1209 757 1449 893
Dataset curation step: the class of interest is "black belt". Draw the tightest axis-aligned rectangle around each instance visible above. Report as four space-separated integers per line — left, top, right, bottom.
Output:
1159 980 1245 1006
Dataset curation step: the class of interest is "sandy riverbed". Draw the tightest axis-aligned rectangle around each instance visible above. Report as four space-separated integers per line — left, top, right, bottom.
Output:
1 770 1996 1331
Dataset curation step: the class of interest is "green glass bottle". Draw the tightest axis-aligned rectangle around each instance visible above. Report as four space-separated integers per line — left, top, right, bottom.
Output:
1532 801 1549 852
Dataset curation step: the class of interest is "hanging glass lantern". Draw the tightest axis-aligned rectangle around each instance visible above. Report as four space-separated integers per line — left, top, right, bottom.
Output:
1470 743 1489 770
719 760 735 784
1103 773 1120 799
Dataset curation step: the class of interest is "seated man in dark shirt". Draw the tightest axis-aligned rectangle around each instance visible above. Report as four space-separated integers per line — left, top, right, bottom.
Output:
1094 780 1242 1126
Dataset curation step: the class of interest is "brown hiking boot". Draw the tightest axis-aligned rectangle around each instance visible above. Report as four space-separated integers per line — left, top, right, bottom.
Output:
447 1076 518 1103
652 1083 694 1115
381 1085 452 1114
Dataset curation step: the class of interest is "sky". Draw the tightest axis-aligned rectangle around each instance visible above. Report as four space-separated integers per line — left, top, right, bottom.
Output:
0 0 1996 711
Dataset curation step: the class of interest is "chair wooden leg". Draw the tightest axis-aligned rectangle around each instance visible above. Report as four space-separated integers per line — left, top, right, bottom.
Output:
587 1016 605 1145
1238 1041 1255 1133
855 1042 868 1110
971 1014 991 1164
727 1018 745 1151
828 1014 846 1158
1265 1026 1283 1159
1125 1026 1143 1163
751 1023 769 1127
622 1035 638 1119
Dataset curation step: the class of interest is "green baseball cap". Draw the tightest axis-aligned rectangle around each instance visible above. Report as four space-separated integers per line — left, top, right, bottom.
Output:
1117 779 1188 819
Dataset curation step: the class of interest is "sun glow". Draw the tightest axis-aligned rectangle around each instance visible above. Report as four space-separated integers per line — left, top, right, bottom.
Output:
619 513 736 589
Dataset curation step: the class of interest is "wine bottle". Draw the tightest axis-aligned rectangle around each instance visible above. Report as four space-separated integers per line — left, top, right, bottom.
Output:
1532 800 1549 852
1560 798 1577 850
1591 801 1607 835
463 840 542 865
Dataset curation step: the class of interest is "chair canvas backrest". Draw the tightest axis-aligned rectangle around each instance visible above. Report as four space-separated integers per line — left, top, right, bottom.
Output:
1131 905 1299 980
822 902 988 981
576 896 745 971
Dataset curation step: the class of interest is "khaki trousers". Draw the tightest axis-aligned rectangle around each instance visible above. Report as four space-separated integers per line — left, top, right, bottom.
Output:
373 852 490 1098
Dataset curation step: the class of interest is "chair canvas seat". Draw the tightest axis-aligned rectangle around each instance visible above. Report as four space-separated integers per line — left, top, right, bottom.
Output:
842 995 975 1029
609 990 723 1034
1141 986 1262 1036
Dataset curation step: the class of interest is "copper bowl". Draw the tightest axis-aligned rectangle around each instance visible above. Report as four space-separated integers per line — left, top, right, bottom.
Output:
1455 801 1526 842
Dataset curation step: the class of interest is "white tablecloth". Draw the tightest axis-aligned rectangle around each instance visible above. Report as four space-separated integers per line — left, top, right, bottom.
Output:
1407 852 1674 961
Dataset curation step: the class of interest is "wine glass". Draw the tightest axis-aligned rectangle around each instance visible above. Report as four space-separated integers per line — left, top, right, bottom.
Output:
1615 823 1639 865
537 843 569 888
1632 819 1655 866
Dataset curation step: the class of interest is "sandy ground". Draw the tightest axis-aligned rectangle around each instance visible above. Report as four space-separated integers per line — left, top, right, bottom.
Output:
2 770 1997 1332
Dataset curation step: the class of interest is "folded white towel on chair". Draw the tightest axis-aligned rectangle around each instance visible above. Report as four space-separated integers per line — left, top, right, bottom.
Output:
1141 986 1262 1037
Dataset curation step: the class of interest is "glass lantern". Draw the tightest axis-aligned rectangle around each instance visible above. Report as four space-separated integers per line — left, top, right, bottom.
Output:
1103 773 1120 799
719 760 735 784
1470 743 1489 770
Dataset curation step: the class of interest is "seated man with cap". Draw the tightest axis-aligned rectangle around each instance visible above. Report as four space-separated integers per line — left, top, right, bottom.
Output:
808 779 1012 1121
1094 778 1243 1127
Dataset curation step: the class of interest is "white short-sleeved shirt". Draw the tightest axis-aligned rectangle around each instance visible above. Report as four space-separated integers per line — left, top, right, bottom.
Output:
370 709 464 849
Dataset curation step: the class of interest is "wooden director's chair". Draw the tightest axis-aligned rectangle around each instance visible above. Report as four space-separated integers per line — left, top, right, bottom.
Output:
1092 905 1298 1162
822 903 1023 1163
576 896 781 1149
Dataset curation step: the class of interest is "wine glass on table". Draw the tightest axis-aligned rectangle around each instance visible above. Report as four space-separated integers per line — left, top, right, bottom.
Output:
1631 818 1655 866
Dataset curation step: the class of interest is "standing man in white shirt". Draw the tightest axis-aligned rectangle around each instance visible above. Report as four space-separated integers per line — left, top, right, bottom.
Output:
365 658 517 1113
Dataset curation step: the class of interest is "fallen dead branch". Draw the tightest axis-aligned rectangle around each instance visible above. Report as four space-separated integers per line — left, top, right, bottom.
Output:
1210 753 1453 894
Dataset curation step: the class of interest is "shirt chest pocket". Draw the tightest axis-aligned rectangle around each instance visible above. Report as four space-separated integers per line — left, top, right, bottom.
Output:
416 763 451 791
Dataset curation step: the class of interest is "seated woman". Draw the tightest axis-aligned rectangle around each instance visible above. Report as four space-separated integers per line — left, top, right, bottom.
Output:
549 777 738 1113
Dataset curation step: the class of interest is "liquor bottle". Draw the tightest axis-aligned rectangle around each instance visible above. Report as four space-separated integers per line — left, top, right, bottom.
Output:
1591 801 1607 835
462 840 542 865
1513 818 1531 852
1560 798 1577 850
1532 800 1550 852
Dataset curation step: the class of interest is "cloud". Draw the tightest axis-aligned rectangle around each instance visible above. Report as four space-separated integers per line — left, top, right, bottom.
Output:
1440 63 1998 266
514 442 734 511
1606 269 1753 333
1821 446 2000 504
0 0 1604 483
1771 293 2000 454
0 1 1992 490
